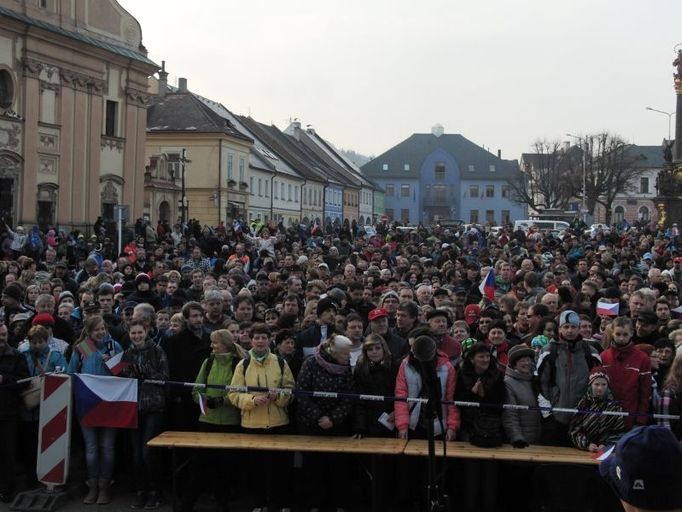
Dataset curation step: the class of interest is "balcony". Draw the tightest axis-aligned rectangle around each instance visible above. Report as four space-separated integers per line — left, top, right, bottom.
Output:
423 195 452 207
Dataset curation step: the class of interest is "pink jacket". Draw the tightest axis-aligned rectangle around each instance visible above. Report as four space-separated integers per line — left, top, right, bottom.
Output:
394 350 460 434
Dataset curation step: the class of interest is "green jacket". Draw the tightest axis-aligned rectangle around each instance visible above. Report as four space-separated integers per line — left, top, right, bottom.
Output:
193 352 241 426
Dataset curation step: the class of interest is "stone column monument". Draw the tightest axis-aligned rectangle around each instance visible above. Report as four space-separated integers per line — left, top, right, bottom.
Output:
656 47 682 228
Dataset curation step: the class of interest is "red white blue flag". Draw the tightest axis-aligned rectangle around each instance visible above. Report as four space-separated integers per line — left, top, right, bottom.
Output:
596 301 619 317
479 268 496 300
104 352 130 376
73 374 138 429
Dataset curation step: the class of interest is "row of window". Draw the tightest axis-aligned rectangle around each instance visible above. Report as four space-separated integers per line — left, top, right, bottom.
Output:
469 209 511 225
381 162 496 173
382 208 512 225
383 183 512 199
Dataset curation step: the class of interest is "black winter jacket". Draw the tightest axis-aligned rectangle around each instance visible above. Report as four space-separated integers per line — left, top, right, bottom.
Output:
0 345 30 417
353 360 398 436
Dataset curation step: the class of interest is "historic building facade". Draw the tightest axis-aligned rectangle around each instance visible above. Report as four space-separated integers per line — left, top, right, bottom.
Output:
0 0 157 232
361 125 526 225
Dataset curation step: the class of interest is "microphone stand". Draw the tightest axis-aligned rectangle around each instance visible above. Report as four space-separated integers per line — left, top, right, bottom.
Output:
424 386 449 511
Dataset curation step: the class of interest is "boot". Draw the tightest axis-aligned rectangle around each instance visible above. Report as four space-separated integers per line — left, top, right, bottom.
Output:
83 480 98 504
96 479 111 505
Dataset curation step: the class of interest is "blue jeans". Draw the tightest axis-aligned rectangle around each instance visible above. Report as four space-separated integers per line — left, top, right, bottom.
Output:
130 412 164 491
80 425 117 481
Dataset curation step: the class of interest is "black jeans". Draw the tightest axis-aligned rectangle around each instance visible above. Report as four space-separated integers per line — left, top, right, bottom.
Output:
131 412 164 491
0 416 18 495
180 422 240 512
18 419 39 488
246 424 292 509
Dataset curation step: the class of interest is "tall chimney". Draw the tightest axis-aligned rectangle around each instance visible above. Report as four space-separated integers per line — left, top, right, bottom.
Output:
178 77 188 92
158 60 168 97
497 149 501 159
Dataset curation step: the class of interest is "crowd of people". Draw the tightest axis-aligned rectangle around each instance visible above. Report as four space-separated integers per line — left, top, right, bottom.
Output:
1 216 682 511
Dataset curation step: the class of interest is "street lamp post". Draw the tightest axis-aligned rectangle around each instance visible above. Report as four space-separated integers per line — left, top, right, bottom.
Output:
179 148 191 227
645 106 675 141
566 133 588 222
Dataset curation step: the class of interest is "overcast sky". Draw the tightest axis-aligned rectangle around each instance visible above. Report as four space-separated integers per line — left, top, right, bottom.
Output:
121 0 682 161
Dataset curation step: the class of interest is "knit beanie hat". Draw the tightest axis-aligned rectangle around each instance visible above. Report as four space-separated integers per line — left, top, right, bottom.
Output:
589 368 610 386
531 335 550 349
2 283 24 302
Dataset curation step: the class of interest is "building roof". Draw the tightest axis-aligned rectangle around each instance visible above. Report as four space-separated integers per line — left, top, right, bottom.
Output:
361 133 520 180
0 5 157 67
237 117 336 186
301 128 376 189
290 127 361 189
628 144 668 168
146 92 252 143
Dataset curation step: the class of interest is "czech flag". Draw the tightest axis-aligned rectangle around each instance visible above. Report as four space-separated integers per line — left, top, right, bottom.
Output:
105 352 130 376
479 268 496 300
596 301 619 317
73 374 138 429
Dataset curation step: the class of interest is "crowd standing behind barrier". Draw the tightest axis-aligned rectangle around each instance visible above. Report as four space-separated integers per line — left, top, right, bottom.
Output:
1 216 682 511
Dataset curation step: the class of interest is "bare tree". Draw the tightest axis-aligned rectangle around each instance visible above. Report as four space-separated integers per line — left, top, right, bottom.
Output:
508 140 573 212
564 133 647 224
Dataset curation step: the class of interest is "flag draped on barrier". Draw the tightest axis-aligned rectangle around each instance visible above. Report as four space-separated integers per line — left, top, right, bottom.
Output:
73 374 138 429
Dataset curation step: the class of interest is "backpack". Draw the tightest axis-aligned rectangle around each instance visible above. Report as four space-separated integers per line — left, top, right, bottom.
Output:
546 341 597 388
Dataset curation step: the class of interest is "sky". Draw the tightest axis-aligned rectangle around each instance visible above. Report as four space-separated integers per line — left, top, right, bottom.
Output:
121 0 682 162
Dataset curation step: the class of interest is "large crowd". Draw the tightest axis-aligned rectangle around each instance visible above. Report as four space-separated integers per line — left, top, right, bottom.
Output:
1 216 682 512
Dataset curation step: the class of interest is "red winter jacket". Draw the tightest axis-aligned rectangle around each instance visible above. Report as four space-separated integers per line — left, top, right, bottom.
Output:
601 343 652 429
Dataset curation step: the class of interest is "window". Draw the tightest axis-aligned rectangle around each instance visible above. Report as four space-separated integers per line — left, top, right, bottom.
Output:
433 185 446 202
470 209 479 224
265 181 269 197
640 177 650 194
385 184 395 197
639 206 650 221
250 177 254 195
258 179 262 196
468 164 475 172
382 163 389 171
227 154 233 179
486 210 495 224
400 184 410 197
105 100 118 137
501 185 511 199
308 188 312 205
401 209 410 223
274 180 278 199
281 182 285 200
0 69 15 110
489 165 496 173
295 186 299 203
167 154 180 181
239 158 245 183
434 163 445 181
404 164 410 171
385 208 394 220
485 185 495 198
501 210 511 225
469 185 479 198
614 206 625 223
288 184 292 201
302 187 307 205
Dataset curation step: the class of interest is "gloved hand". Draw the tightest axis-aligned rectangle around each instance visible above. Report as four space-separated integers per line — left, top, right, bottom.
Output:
206 396 224 409
512 439 529 449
